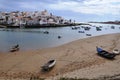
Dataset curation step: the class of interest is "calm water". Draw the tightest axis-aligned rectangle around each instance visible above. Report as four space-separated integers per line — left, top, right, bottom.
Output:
0 23 120 52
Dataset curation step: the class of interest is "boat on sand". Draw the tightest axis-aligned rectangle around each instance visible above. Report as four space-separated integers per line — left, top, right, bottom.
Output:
41 59 56 71
10 44 19 52
96 47 116 59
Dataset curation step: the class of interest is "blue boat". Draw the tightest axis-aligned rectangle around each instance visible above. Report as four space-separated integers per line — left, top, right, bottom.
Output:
96 47 116 59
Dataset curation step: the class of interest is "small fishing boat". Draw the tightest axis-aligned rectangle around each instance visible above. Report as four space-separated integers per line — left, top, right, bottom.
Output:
10 44 19 52
111 26 115 29
84 27 91 31
96 27 102 31
41 59 56 71
10 47 19 52
86 34 92 36
71 27 78 30
78 31 85 33
43 31 49 34
96 47 116 59
112 49 120 55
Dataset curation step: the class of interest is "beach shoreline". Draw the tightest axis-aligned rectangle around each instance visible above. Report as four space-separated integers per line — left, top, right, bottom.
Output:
0 33 120 79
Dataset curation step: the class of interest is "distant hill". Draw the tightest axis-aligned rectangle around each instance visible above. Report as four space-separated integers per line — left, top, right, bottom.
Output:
89 21 120 25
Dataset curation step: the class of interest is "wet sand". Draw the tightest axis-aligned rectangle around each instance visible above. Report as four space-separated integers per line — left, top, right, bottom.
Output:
0 33 120 80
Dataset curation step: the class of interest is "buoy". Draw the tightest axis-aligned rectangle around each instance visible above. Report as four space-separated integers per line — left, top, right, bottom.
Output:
58 36 61 39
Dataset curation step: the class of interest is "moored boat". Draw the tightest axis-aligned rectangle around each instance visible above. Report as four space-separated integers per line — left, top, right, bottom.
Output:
78 31 85 33
41 59 56 71
10 47 19 52
86 34 92 36
10 44 19 52
96 47 116 59
43 31 49 34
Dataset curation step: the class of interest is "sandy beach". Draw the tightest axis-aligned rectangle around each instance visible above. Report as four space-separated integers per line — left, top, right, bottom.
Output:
0 33 120 80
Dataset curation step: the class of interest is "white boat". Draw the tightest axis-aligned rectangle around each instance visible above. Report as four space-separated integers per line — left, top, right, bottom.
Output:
10 47 19 52
10 44 19 52
112 49 120 55
42 59 56 71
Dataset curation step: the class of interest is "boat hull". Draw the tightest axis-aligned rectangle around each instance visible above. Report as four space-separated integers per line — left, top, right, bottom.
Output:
10 47 19 52
42 60 56 71
96 47 116 59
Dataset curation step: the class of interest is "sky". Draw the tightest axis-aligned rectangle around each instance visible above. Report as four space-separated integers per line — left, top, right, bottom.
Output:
0 0 120 22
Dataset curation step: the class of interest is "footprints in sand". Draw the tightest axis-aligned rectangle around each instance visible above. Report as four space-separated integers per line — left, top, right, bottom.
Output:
58 48 75 61
65 48 75 56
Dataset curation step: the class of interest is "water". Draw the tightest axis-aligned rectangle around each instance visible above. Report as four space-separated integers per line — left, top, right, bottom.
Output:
0 23 120 52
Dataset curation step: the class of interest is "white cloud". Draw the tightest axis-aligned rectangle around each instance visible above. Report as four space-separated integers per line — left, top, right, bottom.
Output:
6 0 120 15
18 2 48 11
48 0 120 15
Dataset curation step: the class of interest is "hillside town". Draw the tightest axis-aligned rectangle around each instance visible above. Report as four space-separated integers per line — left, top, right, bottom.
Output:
0 10 76 28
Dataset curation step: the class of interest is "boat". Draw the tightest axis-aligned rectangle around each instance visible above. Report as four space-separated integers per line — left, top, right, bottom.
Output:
41 59 56 71
10 44 19 52
96 27 102 31
96 47 116 59
10 47 19 52
43 31 49 34
111 26 115 29
86 34 92 36
71 27 78 30
112 49 120 55
84 27 91 31
78 31 85 33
